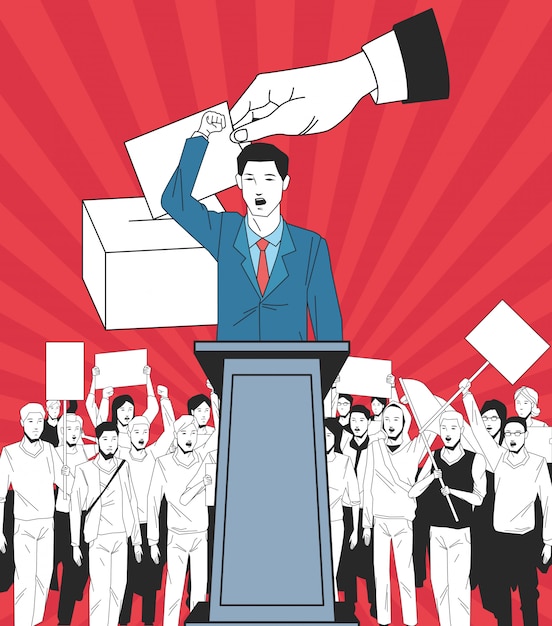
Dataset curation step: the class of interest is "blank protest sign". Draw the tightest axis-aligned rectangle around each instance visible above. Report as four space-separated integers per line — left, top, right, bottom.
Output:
125 102 243 219
465 301 549 384
525 426 552 463
46 342 85 400
336 357 392 398
205 462 216 506
95 349 148 389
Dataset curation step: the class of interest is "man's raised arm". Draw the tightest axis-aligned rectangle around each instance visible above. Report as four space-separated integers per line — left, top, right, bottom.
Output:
161 111 226 259
460 379 502 472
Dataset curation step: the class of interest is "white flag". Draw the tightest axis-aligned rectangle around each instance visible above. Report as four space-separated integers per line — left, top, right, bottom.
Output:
466 301 549 384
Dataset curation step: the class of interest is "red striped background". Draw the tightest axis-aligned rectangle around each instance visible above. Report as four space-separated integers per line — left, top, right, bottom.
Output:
1 1 551 624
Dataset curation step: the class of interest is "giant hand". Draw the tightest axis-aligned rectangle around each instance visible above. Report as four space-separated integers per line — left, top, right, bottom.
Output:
230 53 375 142
230 8 449 142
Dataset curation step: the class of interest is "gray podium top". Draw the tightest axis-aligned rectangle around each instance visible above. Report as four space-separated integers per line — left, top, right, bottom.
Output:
195 341 349 397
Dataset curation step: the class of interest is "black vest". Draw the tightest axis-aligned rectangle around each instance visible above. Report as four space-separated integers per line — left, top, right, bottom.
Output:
425 448 475 529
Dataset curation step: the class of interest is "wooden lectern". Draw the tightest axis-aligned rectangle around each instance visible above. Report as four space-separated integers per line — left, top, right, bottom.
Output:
188 341 356 626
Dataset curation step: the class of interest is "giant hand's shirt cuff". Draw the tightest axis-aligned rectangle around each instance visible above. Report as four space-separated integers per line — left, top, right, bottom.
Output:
363 9 449 105
362 31 408 104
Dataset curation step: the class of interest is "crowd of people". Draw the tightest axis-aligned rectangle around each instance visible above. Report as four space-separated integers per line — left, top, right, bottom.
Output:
325 378 550 626
0 365 218 626
0 363 549 626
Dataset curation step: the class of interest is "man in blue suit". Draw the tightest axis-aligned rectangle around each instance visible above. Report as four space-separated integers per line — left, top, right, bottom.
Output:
161 111 342 341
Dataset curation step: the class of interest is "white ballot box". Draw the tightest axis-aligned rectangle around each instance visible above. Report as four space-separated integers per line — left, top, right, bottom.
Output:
82 197 218 330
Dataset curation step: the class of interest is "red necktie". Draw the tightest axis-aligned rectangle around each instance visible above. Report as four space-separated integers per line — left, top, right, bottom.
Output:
256 238 269 295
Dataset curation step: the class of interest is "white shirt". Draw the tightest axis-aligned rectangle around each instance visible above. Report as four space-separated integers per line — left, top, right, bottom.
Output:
118 429 174 524
0 439 63 521
147 449 210 543
494 448 552 543
54 445 92 513
327 452 360 522
341 433 383 508
120 449 156 525
362 31 408 104
363 435 431 527
98 464 125 535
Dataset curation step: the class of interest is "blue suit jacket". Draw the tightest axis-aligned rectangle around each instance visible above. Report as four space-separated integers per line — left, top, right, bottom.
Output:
161 136 342 341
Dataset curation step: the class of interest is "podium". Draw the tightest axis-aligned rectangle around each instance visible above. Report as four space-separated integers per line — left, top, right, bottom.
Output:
188 341 356 626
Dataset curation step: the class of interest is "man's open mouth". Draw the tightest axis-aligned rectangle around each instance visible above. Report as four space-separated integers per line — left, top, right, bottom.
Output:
255 198 266 206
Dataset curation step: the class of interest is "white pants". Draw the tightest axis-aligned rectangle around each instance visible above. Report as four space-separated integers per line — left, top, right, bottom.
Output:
330 519 345 600
88 532 128 626
13 517 54 626
373 516 417 625
429 526 471 626
164 530 208 625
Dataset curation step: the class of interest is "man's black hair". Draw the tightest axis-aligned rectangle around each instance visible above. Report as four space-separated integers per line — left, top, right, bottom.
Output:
324 418 342 436
481 399 507 423
237 143 289 179
67 400 78 414
350 405 372 420
503 416 528 433
481 399 507 444
338 393 354 404
111 394 135 422
323 418 344 454
371 397 388 407
188 394 211 414
96 421 119 439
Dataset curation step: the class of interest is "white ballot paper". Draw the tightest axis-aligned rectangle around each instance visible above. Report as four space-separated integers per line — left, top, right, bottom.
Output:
465 301 549 384
336 357 392 398
46 342 85 400
125 101 244 219
205 463 216 506
95 349 148 389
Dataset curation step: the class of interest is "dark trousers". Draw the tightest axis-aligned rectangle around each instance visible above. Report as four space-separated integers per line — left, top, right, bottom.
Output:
494 532 539 626
119 524 161 625
207 505 215 594
337 508 376 611
55 511 89 625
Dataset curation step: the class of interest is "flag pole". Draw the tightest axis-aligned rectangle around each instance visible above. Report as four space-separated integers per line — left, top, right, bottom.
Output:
400 379 459 523
62 400 67 500
418 361 490 435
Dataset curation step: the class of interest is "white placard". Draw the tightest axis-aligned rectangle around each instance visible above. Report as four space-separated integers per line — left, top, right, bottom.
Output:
95 349 148 389
125 102 244 218
524 426 552 463
46 342 85 400
336 357 392 398
205 462 216 506
466 301 549 384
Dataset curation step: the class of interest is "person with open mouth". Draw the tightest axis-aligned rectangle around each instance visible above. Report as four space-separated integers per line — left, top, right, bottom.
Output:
461 378 552 626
